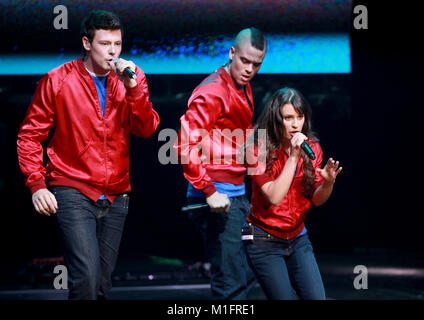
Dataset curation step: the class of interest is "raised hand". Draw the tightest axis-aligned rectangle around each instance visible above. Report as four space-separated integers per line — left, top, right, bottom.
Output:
107 58 137 88
317 158 343 185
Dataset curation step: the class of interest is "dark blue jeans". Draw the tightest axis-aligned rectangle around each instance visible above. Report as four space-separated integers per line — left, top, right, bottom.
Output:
244 226 326 300
188 195 257 300
50 186 129 300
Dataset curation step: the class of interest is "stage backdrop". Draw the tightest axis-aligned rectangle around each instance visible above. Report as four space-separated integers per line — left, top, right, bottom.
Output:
6 1 413 264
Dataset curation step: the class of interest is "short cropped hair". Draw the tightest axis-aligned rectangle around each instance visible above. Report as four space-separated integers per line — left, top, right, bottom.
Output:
80 10 123 55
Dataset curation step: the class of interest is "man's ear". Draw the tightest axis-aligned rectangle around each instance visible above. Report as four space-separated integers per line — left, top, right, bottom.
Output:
229 46 235 61
82 36 91 52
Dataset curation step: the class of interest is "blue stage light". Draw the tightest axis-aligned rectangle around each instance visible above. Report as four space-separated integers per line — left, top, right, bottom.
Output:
0 33 350 75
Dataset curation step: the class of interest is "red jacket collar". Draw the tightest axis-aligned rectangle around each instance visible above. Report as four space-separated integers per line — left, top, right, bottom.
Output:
76 56 118 82
218 65 252 93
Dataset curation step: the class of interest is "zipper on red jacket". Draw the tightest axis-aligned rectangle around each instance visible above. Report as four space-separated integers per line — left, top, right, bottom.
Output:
287 191 291 240
242 86 253 112
103 116 108 194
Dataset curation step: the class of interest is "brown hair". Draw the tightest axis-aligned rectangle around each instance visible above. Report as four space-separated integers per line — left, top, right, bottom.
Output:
80 10 123 56
250 87 318 197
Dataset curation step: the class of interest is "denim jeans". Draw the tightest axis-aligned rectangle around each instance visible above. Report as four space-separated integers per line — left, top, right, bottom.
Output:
50 186 129 300
244 226 326 300
188 195 257 300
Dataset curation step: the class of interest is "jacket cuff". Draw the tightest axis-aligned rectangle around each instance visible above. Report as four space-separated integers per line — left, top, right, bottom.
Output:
29 180 47 194
202 182 217 198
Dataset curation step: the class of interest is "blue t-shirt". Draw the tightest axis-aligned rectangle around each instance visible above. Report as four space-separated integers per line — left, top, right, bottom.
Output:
90 73 108 200
92 74 108 117
187 182 245 198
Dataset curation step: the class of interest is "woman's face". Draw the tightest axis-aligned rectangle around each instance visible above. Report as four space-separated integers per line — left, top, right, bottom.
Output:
280 103 305 141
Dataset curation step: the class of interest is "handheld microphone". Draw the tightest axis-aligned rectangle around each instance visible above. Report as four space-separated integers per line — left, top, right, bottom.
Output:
181 203 209 212
112 58 137 80
301 141 316 160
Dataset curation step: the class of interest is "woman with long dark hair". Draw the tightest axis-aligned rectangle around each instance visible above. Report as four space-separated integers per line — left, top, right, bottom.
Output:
243 87 342 300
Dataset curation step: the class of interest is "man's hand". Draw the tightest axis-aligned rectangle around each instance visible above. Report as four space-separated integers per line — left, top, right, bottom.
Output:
107 58 137 88
32 189 58 216
206 191 230 213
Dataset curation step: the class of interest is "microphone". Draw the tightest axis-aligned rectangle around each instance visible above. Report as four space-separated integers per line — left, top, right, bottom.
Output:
112 58 137 80
301 141 316 160
181 203 209 212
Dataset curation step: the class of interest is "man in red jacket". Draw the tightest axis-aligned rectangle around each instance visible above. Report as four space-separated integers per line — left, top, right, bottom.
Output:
174 27 267 299
17 10 160 299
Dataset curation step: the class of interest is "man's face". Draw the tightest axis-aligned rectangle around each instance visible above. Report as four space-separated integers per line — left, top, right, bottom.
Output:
83 29 122 74
229 41 266 87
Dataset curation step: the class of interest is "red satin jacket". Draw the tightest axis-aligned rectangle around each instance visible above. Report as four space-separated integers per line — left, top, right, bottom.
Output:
247 141 324 239
174 66 254 197
17 57 160 201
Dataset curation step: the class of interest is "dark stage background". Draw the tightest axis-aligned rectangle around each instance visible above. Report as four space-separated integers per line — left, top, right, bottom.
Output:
0 1 421 272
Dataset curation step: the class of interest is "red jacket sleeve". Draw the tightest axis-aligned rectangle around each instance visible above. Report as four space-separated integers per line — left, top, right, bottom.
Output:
173 92 224 197
17 74 56 194
125 67 160 138
311 141 325 194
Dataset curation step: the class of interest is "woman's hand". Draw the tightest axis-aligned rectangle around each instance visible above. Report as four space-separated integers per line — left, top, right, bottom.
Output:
289 132 307 159
317 158 343 185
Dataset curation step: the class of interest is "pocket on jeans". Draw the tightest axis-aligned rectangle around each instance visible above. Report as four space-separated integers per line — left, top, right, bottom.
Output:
50 187 80 211
114 193 130 211
122 193 129 209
